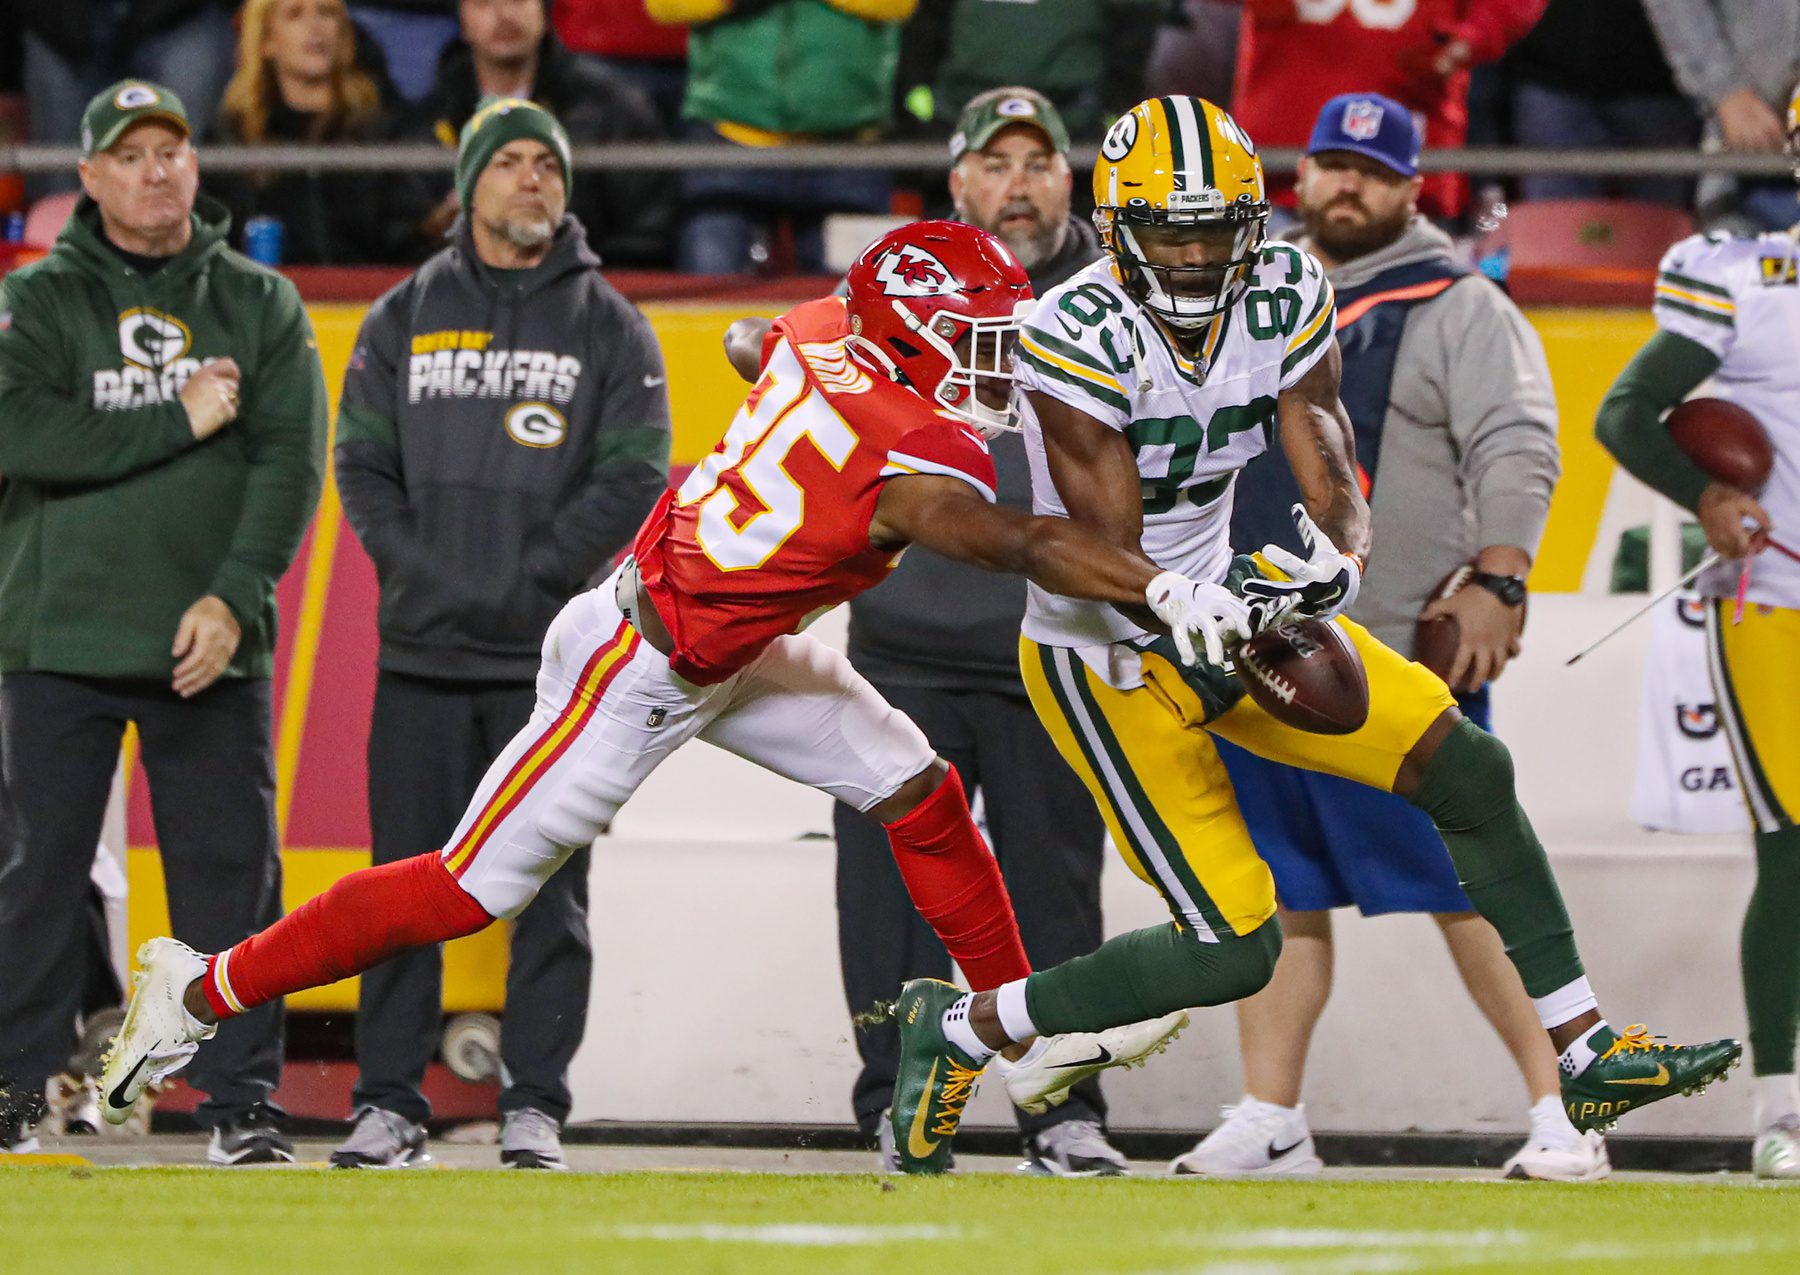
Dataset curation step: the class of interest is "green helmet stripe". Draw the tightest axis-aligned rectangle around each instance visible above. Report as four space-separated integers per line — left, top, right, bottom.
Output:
1158 97 1188 189
1167 95 1211 191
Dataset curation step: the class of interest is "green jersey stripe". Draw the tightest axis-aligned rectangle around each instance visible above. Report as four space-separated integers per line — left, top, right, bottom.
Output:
1657 269 1733 300
1022 323 1120 379
1018 346 1130 411
1281 317 1334 374
1655 296 1735 328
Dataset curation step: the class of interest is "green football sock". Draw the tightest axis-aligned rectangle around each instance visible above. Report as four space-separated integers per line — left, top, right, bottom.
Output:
1407 719 1584 998
1742 825 1800 1076
1023 918 1282 1036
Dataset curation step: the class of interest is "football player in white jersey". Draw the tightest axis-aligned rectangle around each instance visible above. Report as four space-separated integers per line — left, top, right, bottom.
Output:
1597 85 1800 1180
887 95 1742 1174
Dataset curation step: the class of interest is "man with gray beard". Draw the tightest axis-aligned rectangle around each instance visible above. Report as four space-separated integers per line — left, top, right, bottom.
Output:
831 88 1122 1176
329 98 670 1171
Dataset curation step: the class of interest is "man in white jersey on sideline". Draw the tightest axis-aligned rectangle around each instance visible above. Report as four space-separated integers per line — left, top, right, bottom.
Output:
1597 84 1800 1180
885 94 1741 1175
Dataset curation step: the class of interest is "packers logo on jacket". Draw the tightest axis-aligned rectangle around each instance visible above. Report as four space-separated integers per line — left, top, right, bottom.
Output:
91 307 205 409
406 328 583 405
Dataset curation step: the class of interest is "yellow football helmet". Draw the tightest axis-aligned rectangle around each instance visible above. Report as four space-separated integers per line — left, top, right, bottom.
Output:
1092 96 1269 332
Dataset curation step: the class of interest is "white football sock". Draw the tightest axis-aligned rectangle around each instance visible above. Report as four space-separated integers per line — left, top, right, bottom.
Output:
1532 976 1598 1032
1557 1020 1613 1078
1755 1074 1800 1132
1528 1093 1580 1150
994 979 1037 1044
940 994 996 1063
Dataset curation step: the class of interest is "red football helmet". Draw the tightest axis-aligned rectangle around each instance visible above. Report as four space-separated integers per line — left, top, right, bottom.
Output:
844 219 1035 435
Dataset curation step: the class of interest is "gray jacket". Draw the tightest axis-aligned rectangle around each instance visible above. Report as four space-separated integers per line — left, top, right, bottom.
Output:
1293 219 1561 656
1641 0 1800 114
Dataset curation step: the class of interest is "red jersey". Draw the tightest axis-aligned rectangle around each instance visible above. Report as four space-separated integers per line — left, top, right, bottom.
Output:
1232 0 1545 217
633 297 998 685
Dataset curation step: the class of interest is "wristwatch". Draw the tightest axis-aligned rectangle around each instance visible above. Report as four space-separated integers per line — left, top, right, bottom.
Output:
1469 571 1528 607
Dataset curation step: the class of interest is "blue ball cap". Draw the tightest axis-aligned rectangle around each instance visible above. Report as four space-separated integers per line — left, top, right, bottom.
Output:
1306 93 1421 177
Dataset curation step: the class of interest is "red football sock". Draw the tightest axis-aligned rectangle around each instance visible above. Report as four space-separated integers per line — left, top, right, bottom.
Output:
883 766 1031 991
203 853 493 1019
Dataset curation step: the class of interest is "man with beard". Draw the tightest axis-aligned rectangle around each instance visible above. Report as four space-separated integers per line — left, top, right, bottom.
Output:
327 98 670 1170
1172 94 1588 1181
830 89 1126 1176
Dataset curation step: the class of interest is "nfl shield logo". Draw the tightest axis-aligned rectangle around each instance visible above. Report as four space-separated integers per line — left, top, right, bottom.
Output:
1342 100 1384 141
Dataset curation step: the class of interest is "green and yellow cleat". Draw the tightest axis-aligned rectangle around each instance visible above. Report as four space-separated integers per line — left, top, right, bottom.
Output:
1562 1024 1742 1132
889 978 986 1176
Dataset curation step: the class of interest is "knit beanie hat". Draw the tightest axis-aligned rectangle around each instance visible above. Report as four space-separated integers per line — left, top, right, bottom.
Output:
455 97 572 212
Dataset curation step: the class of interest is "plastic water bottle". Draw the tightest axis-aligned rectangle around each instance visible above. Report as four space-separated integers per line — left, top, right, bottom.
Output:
244 215 284 266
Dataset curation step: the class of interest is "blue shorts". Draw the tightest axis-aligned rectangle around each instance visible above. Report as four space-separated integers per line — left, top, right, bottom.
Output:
1212 690 1491 916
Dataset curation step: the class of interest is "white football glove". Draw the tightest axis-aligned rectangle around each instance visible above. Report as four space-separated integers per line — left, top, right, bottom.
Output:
1239 504 1363 621
1145 572 1255 668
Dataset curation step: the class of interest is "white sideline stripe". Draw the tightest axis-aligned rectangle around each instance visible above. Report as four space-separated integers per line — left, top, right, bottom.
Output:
604 1224 967 1246
1209 1230 1531 1250
1168 1234 1776 1275
1050 646 1216 941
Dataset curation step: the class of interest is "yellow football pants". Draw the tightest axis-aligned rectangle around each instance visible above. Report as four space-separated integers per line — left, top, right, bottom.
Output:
1020 617 1455 941
1706 600 1800 833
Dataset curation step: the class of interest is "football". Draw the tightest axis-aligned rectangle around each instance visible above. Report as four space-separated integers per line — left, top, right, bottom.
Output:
1237 618 1370 735
1666 397 1774 493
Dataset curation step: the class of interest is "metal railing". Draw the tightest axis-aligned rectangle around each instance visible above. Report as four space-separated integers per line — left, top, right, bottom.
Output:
4 142 1794 177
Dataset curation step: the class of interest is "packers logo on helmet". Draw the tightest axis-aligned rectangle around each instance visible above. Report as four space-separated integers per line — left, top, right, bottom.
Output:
1092 96 1269 336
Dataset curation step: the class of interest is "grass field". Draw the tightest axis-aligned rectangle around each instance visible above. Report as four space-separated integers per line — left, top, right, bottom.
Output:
9 1167 1800 1275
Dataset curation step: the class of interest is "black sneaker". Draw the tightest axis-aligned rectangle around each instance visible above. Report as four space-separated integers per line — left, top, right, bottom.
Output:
208 1105 295 1166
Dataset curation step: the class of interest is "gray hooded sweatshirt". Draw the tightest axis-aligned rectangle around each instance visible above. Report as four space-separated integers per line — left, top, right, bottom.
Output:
1292 218 1561 656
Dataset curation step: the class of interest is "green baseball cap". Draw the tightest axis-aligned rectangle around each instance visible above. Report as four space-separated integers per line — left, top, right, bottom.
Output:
948 87 1071 162
81 80 190 157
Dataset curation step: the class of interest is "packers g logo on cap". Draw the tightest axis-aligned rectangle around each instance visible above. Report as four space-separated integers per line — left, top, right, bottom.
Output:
505 401 567 448
997 96 1038 119
115 84 160 110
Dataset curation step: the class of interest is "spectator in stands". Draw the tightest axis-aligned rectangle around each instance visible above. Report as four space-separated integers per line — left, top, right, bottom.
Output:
395 0 673 265
827 89 1123 1175
349 2 462 101
21 2 237 195
895 0 1160 139
328 98 670 1172
649 0 909 273
1175 95 1586 1182
0 81 327 1164
1643 0 1800 231
1146 0 1241 106
209 0 411 265
554 0 687 131
1505 0 1698 207
1232 0 1546 223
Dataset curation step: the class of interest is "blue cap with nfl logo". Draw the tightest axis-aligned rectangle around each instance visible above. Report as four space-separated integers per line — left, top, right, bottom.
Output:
1306 93 1420 177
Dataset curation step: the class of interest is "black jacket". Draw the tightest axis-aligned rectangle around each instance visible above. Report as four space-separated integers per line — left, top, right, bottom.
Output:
846 217 1103 694
334 214 672 680
392 33 676 266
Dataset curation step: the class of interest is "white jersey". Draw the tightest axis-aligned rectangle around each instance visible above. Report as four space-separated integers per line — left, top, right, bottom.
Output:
1015 246 1336 650
1654 229 1800 609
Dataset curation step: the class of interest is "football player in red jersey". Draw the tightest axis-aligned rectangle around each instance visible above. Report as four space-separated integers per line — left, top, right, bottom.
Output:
99 221 1259 1124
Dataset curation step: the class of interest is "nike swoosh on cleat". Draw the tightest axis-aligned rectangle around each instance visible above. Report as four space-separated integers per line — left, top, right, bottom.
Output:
1608 1063 1671 1086
1268 1138 1305 1158
907 1060 941 1159
107 1049 155 1110
1048 1046 1112 1070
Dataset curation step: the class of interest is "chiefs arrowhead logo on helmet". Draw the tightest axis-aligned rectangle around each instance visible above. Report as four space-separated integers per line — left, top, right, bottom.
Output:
872 244 958 297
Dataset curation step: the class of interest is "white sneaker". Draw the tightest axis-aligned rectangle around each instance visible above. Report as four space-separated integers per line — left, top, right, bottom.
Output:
1502 1129 1611 1181
99 938 215 1125
993 1011 1189 1116
1021 1119 1129 1177
1754 1117 1800 1180
1170 1099 1324 1177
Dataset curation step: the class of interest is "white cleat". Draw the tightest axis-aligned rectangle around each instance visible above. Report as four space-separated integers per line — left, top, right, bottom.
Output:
98 938 216 1125
1170 1099 1324 1178
993 1011 1188 1116
1754 1118 1800 1180
1503 1129 1611 1181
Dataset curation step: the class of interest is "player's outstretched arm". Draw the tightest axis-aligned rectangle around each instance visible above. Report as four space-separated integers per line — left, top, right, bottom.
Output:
870 472 1159 604
1028 388 1148 551
1275 340 1371 563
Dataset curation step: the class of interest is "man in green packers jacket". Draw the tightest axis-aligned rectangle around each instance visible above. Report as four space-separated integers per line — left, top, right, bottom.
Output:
0 81 326 1164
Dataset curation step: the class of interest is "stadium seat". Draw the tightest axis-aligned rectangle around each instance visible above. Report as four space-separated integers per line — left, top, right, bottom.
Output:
23 191 78 249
